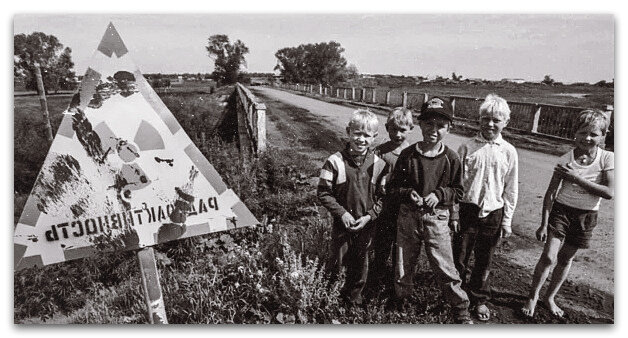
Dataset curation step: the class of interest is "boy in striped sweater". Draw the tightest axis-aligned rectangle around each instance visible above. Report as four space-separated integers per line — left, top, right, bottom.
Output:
317 109 388 306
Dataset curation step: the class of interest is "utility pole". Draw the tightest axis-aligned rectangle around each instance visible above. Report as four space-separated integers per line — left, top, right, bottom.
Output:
34 64 54 145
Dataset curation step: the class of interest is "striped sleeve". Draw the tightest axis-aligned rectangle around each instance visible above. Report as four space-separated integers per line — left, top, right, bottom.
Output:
317 152 349 220
367 154 388 221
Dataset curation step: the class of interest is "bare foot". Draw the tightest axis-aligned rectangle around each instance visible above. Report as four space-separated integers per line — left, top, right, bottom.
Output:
521 298 537 317
544 298 564 318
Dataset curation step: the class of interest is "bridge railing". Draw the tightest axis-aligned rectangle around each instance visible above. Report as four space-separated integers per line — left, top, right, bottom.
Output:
235 83 266 154
273 82 611 141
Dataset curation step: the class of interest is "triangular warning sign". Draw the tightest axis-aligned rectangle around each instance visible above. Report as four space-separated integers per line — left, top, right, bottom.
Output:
14 22 258 271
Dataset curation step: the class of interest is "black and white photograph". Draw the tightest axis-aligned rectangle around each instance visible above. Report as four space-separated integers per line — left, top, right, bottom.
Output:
10 7 618 327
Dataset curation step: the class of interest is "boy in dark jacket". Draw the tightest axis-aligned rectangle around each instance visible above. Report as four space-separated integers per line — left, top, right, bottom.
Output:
369 107 414 292
387 97 472 324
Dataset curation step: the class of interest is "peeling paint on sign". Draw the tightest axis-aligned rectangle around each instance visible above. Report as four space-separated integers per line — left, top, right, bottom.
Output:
14 22 258 271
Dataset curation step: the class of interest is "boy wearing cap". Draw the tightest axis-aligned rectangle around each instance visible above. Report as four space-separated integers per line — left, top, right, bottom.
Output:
452 94 518 322
387 97 472 324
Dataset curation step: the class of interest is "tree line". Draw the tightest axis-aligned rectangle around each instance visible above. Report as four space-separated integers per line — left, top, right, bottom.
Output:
14 30 614 96
205 35 356 86
18 30 481 93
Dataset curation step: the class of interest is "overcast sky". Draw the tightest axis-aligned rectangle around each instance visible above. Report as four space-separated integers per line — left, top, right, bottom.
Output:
14 13 614 83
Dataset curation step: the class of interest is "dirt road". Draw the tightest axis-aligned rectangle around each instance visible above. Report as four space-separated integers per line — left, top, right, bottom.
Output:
252 86 614 323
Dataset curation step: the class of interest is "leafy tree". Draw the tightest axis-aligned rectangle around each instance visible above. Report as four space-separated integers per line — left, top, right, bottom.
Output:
151 78 171 89
206 34 249 85
343 64 360 80
274 45 307 84
274 41 349 86
53 47 76 91
595 80 613 88
14 32 77 94
451 72 462 81
542 74 555 85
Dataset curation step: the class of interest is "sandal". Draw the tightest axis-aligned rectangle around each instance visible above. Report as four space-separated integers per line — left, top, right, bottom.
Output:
475 304 490 322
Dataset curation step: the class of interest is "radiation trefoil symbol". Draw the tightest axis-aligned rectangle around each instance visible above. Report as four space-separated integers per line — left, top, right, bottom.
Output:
70 104 167 209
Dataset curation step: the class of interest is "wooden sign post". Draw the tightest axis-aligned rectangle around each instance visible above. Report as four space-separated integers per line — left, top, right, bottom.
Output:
34 65 54 145
137 247 168 324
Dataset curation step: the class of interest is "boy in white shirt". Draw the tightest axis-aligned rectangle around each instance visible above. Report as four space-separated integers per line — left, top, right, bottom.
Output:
453 94 519 321
521 109 614 318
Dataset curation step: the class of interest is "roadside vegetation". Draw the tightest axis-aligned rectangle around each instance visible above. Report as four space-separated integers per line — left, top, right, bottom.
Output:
14 85 438 324
14 82 612 324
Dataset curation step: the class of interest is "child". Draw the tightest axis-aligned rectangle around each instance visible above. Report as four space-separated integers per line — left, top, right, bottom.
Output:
317 109 388 305
369 107 414 291
387 97 472 324
452 94 519 321
521 109 613 318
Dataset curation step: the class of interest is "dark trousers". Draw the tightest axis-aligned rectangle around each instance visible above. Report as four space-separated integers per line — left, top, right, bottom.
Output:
329 221 375 304
452 203 503 305
370 212 397 288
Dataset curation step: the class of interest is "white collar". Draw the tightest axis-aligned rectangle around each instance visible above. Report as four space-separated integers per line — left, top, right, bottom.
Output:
474 132 503 145
415 142 444 156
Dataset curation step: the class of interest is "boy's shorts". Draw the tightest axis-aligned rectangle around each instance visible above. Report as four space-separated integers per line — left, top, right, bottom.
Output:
548 202 598 249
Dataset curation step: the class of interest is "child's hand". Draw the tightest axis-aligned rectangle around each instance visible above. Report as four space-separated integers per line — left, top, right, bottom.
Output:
536 225 548 242
449 220 460 233
410 190 423 206
500 226 512 238
341 212 356 230
423 193 439 209
554 163 580 183
350 215 371 232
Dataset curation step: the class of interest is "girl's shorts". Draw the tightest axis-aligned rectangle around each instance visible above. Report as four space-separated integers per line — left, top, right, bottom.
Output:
548 202 598 249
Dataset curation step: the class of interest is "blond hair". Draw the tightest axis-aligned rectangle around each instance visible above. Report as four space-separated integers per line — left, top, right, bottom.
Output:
348 109 379 132
386 107 414 129
575 109 609 134
480 94 511 121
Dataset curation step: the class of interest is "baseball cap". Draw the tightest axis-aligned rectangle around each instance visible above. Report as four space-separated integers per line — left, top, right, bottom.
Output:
419 97 453 122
